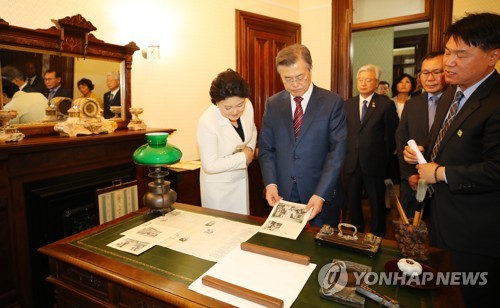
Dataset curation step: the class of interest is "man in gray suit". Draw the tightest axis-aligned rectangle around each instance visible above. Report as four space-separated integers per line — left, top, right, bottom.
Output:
258 44 347 227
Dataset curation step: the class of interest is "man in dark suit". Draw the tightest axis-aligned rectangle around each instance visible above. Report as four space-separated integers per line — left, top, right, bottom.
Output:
396 51 447 217
404 13 500 307
24 61 47 93
258 44 347 227
43 69 72 101
344 64 399 236
103 71 121 118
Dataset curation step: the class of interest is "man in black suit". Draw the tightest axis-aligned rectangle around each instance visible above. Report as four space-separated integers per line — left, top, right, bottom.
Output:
24 61 47 93
103 71 121 118
43 69 72 101
404 13 500 307
396 51 447 217
344 64 399 236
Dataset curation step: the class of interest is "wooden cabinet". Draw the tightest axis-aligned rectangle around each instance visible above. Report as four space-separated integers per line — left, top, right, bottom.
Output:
0 128 173 307
167 167 201 206
45 259 176 307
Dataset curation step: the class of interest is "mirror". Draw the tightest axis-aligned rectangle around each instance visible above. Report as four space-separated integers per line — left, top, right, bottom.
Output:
330 0 453 99
0 14 138 136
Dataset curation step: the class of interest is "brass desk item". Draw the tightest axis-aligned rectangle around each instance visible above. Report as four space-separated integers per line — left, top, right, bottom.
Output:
315 223 382 257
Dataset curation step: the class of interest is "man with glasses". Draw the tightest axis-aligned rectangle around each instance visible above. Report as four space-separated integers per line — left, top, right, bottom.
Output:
404 13 500 306
396 51 447 217
43 69 72 101
344 64 399 236
258 44 347 227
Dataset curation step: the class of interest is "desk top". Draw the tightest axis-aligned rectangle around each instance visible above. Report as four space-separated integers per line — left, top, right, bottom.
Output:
39 203 463 307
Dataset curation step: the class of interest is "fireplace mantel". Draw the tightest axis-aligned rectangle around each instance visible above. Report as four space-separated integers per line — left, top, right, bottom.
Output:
0 128 174 307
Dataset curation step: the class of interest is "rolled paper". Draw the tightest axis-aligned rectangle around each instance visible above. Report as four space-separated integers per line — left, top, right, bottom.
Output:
407 139 427 164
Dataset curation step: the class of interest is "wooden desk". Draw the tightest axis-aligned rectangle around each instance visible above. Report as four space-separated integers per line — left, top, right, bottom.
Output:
39 203 464 307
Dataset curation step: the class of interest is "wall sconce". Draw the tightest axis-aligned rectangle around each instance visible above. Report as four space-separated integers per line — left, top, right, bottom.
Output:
141 45 160 61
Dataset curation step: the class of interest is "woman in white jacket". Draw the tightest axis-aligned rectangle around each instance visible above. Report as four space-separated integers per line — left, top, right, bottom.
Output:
197 69 257 215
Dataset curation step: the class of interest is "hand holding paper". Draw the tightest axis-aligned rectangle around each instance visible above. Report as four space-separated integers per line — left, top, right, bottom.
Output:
407 139 427 164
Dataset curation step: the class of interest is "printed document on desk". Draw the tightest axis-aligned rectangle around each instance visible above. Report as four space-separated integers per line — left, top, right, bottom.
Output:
259 200 311 240
108 209 259 260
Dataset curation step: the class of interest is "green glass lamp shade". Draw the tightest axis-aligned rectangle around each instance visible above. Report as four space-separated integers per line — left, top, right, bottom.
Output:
133 132 182 166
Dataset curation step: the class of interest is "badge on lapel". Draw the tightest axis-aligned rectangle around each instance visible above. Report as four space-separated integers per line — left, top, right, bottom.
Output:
457 129 463 137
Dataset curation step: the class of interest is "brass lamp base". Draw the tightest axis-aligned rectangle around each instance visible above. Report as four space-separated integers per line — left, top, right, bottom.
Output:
143 167 177 215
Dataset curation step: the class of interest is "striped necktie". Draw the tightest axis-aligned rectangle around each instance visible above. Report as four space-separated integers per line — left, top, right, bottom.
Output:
430 91 464 161
293 96 303 139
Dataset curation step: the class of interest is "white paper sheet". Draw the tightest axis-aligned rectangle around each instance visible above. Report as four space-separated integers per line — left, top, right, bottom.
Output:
158 215 260 262
109 209 260 261
107 222 179 255
259 200 311 239
189 246 316 308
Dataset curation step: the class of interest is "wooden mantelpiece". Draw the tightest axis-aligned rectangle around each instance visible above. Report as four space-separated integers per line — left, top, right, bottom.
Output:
0 128 174 307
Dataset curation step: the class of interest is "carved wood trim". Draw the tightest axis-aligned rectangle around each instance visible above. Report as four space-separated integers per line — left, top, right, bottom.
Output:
0 15 139 135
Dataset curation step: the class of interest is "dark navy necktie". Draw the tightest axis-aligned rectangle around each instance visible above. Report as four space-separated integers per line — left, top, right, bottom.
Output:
360 100 368 123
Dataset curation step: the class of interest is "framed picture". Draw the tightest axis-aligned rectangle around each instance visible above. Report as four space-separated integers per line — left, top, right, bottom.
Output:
96 180 139 224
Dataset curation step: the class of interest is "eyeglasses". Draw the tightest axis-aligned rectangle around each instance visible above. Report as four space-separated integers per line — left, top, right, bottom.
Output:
421 70 443 78
282 73 308 84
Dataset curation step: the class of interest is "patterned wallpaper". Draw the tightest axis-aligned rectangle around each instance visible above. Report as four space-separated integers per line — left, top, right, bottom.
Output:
352 27 394 97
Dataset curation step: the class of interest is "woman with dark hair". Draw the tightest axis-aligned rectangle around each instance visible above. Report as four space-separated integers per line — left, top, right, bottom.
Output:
77 78 103 109
391 73 416 118
387 73 416 189
197 69 257 215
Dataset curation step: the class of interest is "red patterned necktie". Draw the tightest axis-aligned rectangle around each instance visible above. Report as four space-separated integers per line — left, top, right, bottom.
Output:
293 96 304 139
430 91 464 161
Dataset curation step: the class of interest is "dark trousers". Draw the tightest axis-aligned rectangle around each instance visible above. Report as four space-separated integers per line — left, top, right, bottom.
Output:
451 250 500 308
345 165 386 236
400 179 416 218
430 211 500 307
